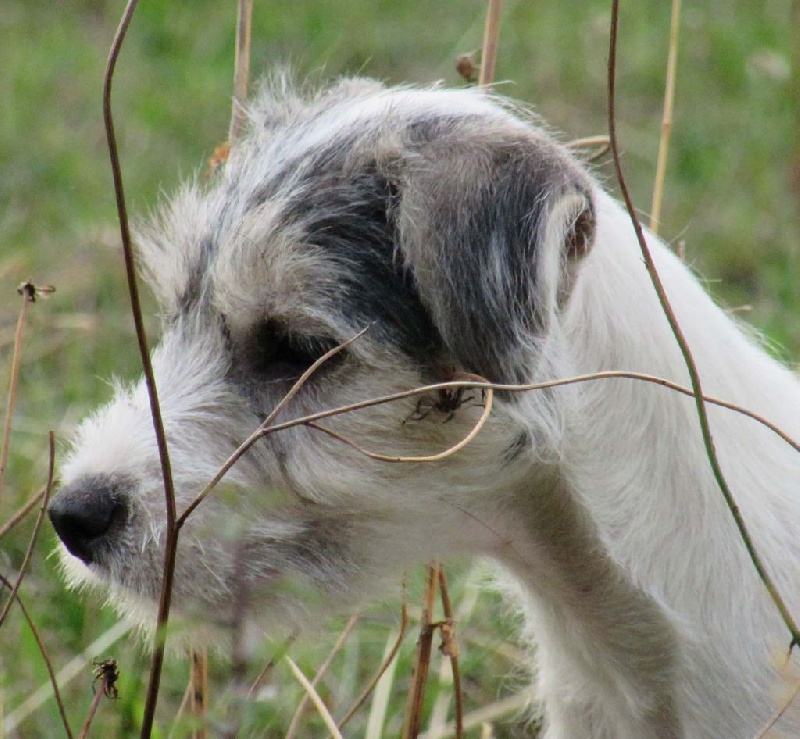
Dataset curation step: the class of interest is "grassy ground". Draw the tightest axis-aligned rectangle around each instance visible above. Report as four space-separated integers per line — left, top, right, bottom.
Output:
1 1 798 736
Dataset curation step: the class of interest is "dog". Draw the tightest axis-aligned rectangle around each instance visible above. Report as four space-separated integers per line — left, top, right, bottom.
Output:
49 77 800 737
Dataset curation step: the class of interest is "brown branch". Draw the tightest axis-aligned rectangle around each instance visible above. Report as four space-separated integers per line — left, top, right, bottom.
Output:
189 649 208 739
436 569 463 739
101 0 180 733
285 613 360 739
179 367 800 537
0 432 54 628
0 282 35 513
0 574 74 738
0 486 46 539
608 0 799 648
338 580 409 729
78 685 105 739
229 0 253 146
478 0 503 87
649 0 682 235
178 327 370 526
403 563 440 739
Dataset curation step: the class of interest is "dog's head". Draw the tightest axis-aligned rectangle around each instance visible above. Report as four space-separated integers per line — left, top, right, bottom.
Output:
49 78 596 641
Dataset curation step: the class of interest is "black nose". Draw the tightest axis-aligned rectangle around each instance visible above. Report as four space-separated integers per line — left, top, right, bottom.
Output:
48 476 129 564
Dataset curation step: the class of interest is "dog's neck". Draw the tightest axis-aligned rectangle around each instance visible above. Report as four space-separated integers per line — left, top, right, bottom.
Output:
490 191 800 734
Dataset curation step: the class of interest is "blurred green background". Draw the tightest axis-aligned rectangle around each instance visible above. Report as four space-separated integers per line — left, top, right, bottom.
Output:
1 1 798 736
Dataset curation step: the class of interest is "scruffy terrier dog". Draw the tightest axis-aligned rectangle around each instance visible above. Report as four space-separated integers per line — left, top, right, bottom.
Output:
49 78 800 737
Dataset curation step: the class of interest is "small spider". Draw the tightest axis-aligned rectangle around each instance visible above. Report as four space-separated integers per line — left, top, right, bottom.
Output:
406 387 482 424
92 658 120 700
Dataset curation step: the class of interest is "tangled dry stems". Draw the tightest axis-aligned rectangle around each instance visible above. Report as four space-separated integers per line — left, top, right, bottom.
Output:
3 0 800 736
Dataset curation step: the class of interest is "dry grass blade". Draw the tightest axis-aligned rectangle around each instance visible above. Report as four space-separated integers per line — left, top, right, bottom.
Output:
403 563 440 739
0 281 35 513
478 0 503 86
339 583 409 729
608 0 799 648
649 0 682 235
0 486 46 539
306 385 493 463
284 655 344 739
285 613 360 739
419 693 530 739
229 0 253 145
0 574 74 739
0 432 54 628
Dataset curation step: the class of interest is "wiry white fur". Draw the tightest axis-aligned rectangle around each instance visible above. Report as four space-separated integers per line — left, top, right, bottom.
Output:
53 78 800 737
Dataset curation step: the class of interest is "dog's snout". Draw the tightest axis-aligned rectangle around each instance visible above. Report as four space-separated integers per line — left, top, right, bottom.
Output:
49 476 129 564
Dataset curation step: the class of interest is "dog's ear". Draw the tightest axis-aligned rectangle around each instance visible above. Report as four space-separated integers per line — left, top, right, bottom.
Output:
394 122 595 384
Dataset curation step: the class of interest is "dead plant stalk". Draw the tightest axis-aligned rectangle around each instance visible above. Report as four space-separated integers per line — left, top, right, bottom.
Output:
608 0 799 648
0 282 35 513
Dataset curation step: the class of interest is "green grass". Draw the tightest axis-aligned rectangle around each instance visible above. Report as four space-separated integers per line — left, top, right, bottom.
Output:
1 1 798 736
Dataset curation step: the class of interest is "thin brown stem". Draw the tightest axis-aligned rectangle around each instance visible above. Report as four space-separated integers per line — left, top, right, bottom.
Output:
178 327 369 526
478 0 503 86
403 563 440 739
0 487 46 539
339 581 408 729
0 282 35 513
608 0 799 648
101 0 180 733
180 369 800 535
649 0 682 234
0 432 54 628
0 575 74 739
436 569 463 739
78 686 105 739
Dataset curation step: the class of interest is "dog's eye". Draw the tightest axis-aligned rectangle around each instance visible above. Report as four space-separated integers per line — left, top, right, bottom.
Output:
244 320 341 381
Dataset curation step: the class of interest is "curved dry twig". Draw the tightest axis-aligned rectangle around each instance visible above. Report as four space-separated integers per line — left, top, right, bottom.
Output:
0 432 55 628
339 581 409 729
178 366 800 534
608 0 799 649
0 574 74 739
306 385 493 464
